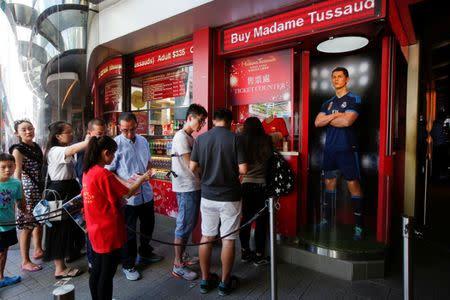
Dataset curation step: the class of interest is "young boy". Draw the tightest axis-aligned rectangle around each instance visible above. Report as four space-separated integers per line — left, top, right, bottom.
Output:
0 153 25 288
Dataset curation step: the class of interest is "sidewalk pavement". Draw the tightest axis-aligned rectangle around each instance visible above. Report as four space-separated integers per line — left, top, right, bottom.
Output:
1 214 407 300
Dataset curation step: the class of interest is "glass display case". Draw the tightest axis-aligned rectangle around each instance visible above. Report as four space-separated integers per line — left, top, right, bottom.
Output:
130 65 193 216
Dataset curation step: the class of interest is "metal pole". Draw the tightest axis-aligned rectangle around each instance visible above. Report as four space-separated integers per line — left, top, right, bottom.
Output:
402 215 413 300
53 284 75 300
423 159 429 226
269 196 278 300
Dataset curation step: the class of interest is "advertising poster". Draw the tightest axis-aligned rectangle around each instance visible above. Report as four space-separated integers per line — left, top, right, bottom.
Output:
142 68 188 102
134 111 149 135
104 79 123 113
229 49 293 106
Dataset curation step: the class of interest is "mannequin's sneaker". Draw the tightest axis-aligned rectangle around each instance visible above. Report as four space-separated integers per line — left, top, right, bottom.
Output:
172 265 198 280
241 249 254 262
182 252 199 266
353 226 363 241
316 219 329 230
253 255 270 266
200 273 220 294
122 267 140 281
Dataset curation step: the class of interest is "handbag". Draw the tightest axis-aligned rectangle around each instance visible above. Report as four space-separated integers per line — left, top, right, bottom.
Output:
32 189 68 225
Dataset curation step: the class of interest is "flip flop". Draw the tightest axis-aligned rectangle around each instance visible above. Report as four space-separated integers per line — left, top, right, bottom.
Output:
0 276 21 288
21 264 43 272
55 268 84 279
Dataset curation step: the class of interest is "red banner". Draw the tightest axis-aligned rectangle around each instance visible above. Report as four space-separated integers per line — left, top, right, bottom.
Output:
222 0 382 53
229 49 293 106
104 79 122 113
134 41 193 75
143 68 188 101
97 57 122 84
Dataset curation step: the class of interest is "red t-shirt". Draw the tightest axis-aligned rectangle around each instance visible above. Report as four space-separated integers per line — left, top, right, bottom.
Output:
82 165 129 253
262 117 289 137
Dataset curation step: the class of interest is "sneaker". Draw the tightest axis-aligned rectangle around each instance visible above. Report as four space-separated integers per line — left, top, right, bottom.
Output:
182 252 199 266
316 218 329 230
0 276 21 288
122 267 140 281
200 273 220 294
241 249 254 262
353 226 363 241
218 276 239 296
172 265 198 281
253 255 270 266
137 252 164 265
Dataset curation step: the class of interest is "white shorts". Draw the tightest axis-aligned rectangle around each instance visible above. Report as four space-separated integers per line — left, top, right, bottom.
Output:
200 198 242 240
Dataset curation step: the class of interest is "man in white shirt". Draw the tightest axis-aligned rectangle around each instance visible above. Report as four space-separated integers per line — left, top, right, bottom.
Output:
171 104 207 281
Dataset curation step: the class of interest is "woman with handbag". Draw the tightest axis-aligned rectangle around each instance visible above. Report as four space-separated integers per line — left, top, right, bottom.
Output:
43 121 89 278
9 120 44 272
239 117 273 266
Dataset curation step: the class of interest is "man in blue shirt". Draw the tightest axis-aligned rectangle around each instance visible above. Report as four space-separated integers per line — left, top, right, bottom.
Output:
106 112 163 281
314 67 364 241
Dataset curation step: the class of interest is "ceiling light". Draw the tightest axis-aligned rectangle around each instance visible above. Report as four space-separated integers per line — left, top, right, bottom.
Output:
317 36 369 53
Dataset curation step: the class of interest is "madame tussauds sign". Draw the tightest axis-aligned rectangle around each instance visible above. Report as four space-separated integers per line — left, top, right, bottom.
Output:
222 0 383 53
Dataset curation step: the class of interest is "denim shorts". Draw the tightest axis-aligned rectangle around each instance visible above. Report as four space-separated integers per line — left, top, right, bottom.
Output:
175 190 201 240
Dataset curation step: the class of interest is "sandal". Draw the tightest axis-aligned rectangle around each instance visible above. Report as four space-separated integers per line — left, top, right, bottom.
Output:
55 268 84 279
21 264 42 272
0 276 21 288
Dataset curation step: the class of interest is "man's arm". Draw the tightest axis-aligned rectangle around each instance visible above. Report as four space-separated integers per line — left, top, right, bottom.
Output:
314 112 342 127
330 112 358 128
189 160 199 173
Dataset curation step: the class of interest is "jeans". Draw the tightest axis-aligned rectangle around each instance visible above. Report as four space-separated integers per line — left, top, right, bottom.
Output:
175 190 201 240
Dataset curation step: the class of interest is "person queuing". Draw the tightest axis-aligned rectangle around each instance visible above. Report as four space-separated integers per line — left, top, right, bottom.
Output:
0 153 25 288
74 118 107 272
190 108 247 296
239 117 272 266
9 120 44 272
314 66 364 241
44 121 88 279
170 104 207 281
106 112 163 281
82 136 152 300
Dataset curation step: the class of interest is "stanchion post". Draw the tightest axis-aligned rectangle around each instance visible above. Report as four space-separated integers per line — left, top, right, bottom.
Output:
53 284 75 300
269 196 278 300
402 215 413 300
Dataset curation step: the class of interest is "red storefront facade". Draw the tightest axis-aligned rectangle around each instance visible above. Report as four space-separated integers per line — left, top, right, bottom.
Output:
91 0 415 262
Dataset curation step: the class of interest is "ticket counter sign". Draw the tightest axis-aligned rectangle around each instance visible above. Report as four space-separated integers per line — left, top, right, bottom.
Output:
229 49 293 106
134 41 193 75
222 0 384 53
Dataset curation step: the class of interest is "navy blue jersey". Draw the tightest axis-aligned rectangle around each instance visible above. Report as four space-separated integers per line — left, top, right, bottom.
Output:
320 92 361 152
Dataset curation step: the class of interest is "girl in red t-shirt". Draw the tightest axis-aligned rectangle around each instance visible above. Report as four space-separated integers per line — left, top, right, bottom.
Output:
82 136 151 300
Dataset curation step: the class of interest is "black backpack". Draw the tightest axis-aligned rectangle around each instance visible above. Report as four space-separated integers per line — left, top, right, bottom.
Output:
266 151 295 197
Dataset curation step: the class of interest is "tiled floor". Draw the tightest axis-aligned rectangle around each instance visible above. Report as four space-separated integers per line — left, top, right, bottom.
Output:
0 214 447 300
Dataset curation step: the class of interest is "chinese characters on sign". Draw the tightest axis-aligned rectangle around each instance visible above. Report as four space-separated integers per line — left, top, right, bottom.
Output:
229 49 293 106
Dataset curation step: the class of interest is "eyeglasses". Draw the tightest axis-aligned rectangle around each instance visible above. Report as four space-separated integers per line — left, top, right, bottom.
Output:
120 127 137 134
196 117 206 126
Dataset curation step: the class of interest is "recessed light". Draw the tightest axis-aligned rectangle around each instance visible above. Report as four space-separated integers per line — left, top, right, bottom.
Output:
317 36 369 53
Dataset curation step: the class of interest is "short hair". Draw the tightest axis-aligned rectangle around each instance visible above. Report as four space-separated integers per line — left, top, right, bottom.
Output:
186 103 207 120
0 153 15 163
87 118 106 130
118 112 137 124
213 108 233 123
331 67 349 78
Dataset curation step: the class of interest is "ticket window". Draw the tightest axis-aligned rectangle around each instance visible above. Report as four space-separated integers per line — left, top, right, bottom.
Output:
228 49 298 152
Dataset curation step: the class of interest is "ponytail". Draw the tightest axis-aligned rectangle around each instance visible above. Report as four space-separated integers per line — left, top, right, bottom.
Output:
82 136 117 172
